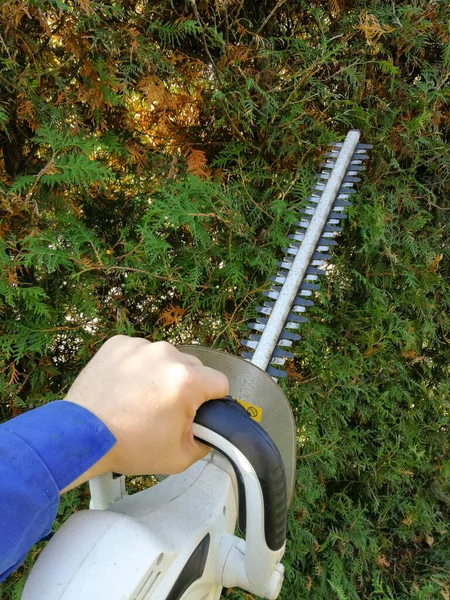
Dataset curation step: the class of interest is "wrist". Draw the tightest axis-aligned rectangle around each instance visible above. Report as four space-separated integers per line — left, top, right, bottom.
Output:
60 447 116 493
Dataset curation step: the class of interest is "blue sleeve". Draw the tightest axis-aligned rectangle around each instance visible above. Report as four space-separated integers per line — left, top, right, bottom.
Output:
0 401 116 582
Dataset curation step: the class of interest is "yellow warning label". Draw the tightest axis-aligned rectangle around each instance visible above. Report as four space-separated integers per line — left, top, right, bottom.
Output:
236 399 263 422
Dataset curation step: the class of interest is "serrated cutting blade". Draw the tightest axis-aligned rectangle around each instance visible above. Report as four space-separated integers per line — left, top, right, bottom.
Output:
242 129 371 379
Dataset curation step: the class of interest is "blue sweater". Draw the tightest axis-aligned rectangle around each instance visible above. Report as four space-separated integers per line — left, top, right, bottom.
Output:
0 401 116 582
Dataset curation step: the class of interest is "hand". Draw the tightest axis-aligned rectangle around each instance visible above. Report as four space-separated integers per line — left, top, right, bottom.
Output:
64 336 229 487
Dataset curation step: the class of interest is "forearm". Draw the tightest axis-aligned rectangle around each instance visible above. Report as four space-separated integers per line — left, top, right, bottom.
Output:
0 401 116 582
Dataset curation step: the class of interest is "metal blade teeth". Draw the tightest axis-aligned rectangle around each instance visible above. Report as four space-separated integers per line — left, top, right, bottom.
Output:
242 135 371 379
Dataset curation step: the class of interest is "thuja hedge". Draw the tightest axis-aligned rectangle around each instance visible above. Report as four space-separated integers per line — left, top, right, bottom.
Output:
0 1 449 598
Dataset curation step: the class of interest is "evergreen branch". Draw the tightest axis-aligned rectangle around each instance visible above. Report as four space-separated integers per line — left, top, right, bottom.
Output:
24 152 56 214
14 371 32 396
39 324 92 333
185 212 226 220
298 442 336 460
87 239 104 267
239 174 273 220
189 0 222 85
416 563 450 575
108 267 209 290
271 63 323 124
0 32 13 61
427 201 450 211
70 265 209 290
212 283 270 344
272 33 353 124
221 105 261 152
116 238 144 260
256 0 289 36
321 59 373 82
189 0 260 152
33 14 67 61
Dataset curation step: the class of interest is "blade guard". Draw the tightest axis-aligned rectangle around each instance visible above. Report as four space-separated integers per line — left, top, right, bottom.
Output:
179 346 296 505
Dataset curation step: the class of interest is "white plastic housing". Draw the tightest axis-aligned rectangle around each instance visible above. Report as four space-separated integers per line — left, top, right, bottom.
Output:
23 458 234 600
22 451 286 600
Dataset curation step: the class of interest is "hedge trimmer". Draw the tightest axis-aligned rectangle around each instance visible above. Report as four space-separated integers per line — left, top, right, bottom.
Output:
23 130 370 600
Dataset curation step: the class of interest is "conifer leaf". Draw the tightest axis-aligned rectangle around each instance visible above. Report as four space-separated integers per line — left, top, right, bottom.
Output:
156 304 187 327
185 147 210 179
355 11 394 51
328 0 343 18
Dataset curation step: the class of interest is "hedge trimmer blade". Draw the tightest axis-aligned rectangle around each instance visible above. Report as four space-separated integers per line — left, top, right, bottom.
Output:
181 130 371 505
241 130 372 379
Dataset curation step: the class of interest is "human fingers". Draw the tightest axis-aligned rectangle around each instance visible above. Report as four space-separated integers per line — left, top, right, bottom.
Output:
101 334 150 357
160 358 229 406
97 338 204 373
176 428 212 473
178 353 204 367
189 364 230 408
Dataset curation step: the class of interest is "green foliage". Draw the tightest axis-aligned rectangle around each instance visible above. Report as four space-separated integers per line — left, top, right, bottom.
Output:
1 0 449 598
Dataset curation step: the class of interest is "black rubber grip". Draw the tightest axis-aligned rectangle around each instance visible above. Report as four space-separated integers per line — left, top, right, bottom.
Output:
194 396 287 551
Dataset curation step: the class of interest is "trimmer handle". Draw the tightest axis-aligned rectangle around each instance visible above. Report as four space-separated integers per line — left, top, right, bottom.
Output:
193 396 287 552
